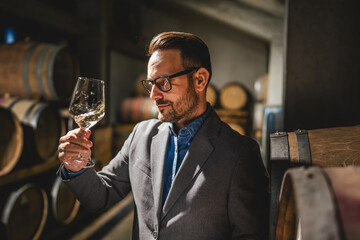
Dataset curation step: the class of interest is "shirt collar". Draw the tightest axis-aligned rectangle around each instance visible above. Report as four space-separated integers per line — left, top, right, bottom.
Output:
168 103 211 139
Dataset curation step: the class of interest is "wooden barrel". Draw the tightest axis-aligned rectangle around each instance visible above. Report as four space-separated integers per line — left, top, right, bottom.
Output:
1 184 48 240
227 123 246 135
92 126 113 167
206 84 218 107
215 108 249 136
269 125 360 240
58 108 76 132
0 97 62 162
118 97 158 123
276 166 360 240
50 176 80 224
252 102 264 141
253 102 264 130
219 83 250 110
0 41 79 101
270 125 360 167
134 73 148 97
254 74 268 102
261 105 282 166
0 107 23 176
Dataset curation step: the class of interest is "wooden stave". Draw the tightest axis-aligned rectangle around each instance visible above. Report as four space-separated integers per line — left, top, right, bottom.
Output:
219 82 250 110
269 125 360 240
252 102 264 141
118 97 158 123
50 177 80 225
91 126 113 168
134 73 148 97
0 107 23 176
0 41 79 102
276 167 343 240
0 183 48 240
276 166 360 240
0 41 34 98
324 167 360 240
0 97 62 162
254 74 269 102
253 102 264 131
271 125 360 167
206 83 218 107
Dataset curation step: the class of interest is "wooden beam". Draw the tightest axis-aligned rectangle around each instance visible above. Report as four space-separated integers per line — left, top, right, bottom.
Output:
163 0 283 41
235 0 284 18
0 161 59 187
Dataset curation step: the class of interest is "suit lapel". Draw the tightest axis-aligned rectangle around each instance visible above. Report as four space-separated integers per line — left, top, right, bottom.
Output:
151 123 169 221
161 134 214 219
153 109 220 221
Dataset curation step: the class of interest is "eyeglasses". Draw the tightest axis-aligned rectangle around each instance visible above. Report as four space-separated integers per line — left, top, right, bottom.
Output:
141 67 199 93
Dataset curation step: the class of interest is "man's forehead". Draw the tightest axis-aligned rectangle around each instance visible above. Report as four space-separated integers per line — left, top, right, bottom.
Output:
149 49 180 65
148 49 182 76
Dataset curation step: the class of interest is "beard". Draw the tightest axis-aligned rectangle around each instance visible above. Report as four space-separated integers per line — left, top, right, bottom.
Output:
157 81 199 124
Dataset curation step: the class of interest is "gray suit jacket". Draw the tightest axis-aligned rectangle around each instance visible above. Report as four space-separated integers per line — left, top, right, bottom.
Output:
60 109 269 240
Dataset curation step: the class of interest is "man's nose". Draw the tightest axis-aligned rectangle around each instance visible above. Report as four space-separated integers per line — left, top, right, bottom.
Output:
150 84 162 100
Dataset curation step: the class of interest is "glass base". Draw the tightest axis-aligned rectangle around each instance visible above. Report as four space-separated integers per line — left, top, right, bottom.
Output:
84 158 95 168
76 152 95 168
65 153 95 168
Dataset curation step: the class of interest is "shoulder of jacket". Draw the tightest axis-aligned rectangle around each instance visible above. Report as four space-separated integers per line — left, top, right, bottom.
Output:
133 119 165 135
219 122 259 148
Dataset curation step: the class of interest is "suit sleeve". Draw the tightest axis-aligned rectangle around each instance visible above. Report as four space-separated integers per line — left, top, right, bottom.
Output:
228 140 269 240
57 123 139 213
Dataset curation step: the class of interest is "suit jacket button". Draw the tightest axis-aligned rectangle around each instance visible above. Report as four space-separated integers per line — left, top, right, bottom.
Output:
152 230 158 239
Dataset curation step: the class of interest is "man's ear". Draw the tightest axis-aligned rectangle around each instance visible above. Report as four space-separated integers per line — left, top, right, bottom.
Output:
194 67 210 92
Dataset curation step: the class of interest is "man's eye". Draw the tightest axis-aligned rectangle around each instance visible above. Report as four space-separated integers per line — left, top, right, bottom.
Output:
158 78 166 86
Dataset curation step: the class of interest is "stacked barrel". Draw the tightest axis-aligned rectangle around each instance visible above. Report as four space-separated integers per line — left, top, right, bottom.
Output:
0 40 80 239
0 40 79 174
251 74 282 167
269 125 360 240
252 74 268 141
116 76 253 141
117 73 157 124
114 73 157 156
206 82 252 136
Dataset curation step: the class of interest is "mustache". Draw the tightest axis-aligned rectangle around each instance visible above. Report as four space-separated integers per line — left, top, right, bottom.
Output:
156 100 171 105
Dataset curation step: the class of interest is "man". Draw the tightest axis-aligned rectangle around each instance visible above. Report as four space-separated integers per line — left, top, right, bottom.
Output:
58 31 269 240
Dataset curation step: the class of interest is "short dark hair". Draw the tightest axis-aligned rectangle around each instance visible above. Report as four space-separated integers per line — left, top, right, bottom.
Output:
148 31 212 83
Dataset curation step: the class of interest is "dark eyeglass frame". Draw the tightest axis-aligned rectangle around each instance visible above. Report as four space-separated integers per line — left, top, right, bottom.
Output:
141 67 200 93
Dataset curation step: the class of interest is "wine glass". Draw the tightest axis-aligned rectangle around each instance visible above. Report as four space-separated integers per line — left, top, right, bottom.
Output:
68 77 105 168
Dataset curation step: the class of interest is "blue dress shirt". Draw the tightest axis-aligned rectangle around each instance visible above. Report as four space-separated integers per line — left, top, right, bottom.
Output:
161 104 211 206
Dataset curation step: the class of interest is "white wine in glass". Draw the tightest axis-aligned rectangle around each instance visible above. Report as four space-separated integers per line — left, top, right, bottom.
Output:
68 77 105 167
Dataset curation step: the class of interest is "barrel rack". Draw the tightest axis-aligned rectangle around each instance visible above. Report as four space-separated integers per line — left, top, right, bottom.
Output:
0 160 59 188
0 158 125 240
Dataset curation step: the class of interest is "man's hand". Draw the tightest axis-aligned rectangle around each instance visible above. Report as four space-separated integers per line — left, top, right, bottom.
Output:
58 128 93 172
